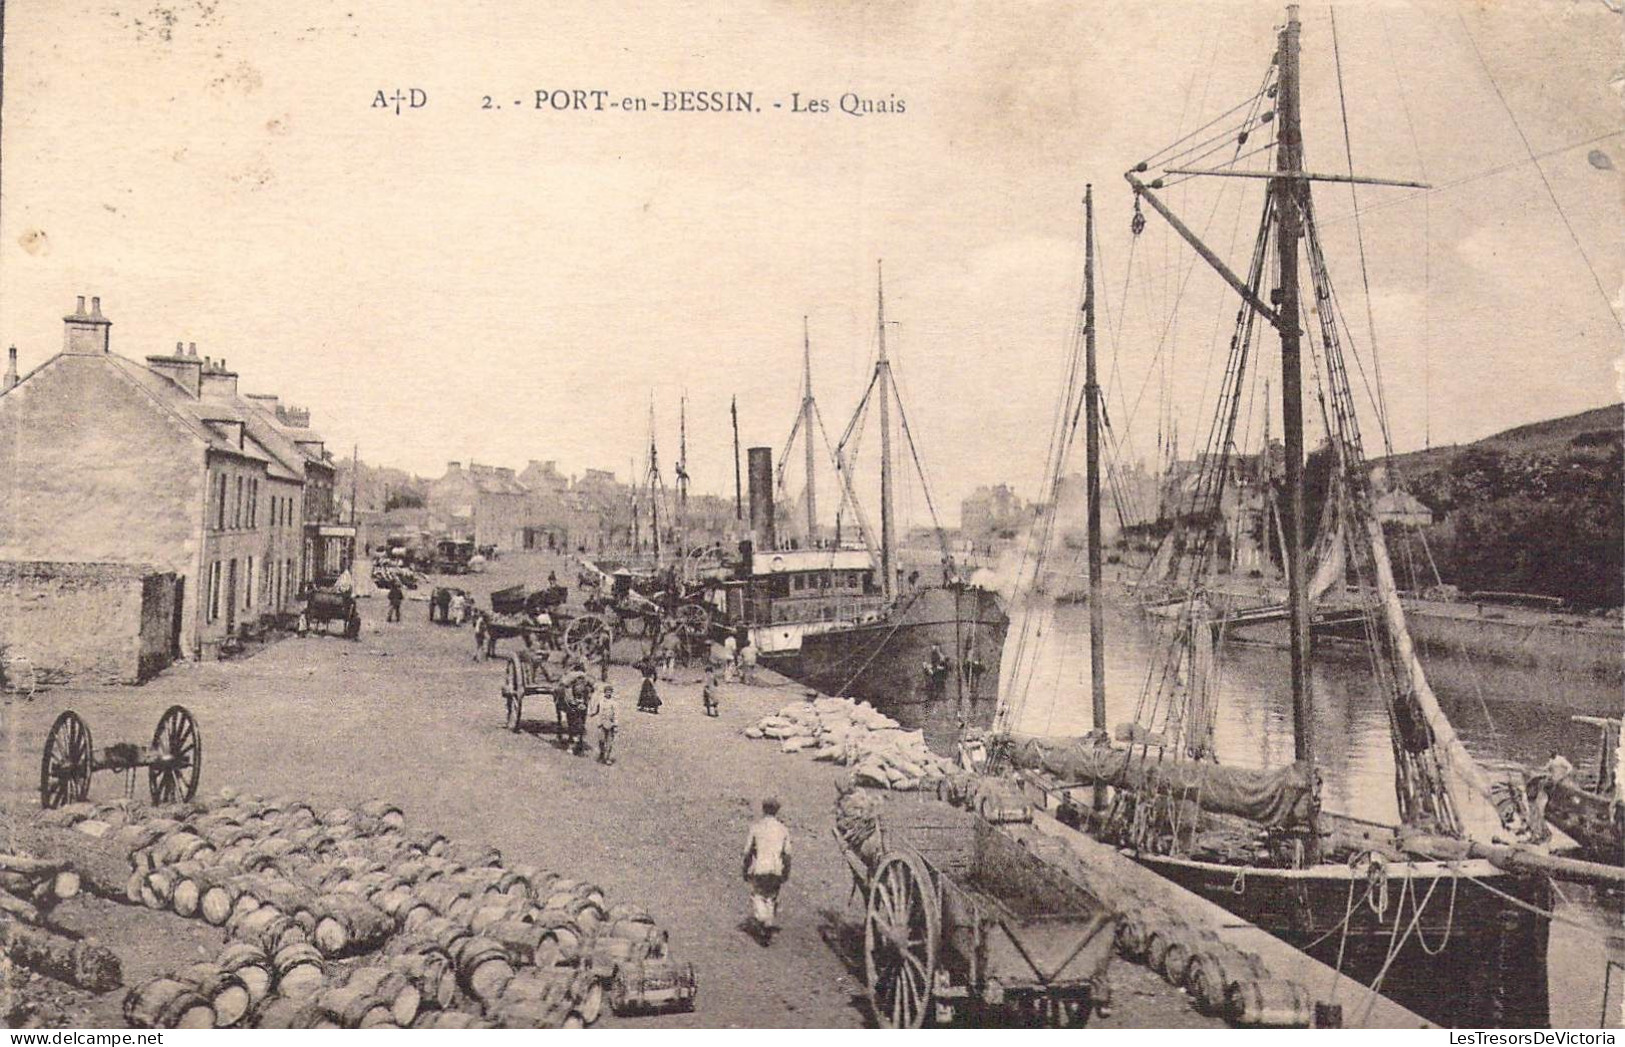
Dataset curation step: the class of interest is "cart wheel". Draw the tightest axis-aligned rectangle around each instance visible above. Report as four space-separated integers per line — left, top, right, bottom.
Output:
150 705 202 804
504 657 524 731
563 614 612 659
864 851 939 1029
40 710 93 809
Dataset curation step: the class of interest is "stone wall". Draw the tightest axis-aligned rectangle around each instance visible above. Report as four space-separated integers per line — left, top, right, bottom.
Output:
0 561 179 685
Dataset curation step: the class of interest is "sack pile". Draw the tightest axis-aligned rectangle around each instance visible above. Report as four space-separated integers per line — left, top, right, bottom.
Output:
743 697 954 791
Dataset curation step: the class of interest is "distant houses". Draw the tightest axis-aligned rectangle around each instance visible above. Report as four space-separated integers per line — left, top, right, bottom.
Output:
0 296 352 679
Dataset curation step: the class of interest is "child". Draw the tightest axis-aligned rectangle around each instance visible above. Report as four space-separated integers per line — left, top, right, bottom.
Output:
702 669 720 717
594 686 619 765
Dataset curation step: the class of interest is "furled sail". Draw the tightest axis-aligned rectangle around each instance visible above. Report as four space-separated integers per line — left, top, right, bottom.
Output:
998 734 1317 828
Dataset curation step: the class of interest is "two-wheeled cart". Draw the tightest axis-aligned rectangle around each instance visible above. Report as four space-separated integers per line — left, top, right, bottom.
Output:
836 795 1117 1028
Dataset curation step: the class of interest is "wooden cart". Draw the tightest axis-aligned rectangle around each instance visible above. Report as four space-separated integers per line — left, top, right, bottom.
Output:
40 706 201 809
500 650 561 732
299 587 360 640
837 797 1117 1028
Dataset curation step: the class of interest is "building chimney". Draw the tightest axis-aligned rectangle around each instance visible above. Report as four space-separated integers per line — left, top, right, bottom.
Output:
62 294 111 355
198 350 239 400
146 340 204 398
3 347 18 392
747 446 775 552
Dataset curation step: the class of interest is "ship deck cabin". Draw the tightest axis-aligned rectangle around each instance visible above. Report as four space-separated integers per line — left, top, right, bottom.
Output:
725 548 885 627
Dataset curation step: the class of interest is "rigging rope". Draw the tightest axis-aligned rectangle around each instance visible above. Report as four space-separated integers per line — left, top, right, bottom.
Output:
1456 11 1621 327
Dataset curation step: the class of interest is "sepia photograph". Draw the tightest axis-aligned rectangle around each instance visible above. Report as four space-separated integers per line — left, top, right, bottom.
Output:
0 0 1620 1032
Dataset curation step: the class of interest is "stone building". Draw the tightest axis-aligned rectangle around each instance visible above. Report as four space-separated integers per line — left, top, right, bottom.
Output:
427 461 531 552
0 296 344 672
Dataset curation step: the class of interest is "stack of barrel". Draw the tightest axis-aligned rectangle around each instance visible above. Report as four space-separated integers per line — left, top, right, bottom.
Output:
1117 909 1312 1027
33 789 691 1029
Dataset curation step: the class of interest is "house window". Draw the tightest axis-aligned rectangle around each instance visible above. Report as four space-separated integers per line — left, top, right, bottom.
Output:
245 556 254 609
208 561 221 622
249 479 258 528
214 473 227 531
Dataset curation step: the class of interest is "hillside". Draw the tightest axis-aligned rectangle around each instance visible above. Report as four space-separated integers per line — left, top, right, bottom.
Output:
1379 403 1623 608
1386 403 1622 475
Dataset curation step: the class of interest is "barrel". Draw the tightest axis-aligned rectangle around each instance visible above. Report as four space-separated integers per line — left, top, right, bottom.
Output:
169 860 207 918
215 942 272 1006
1156 926 1218 986
229 906 305 955
454 936 515 1003
313 894 392 957
123 977 215 1029
250 997 323 1029
470 901 526 933
344 967 420 1027
484 919 548 966
385 946 458 1011
604 901 652 923
1228 978 1314 1028
1186 948 1265 1015
358 799 406 829
315 985 393 1028
1117 912 1176 962
174 964 252 1028
604 917 669 956
272 941 327 999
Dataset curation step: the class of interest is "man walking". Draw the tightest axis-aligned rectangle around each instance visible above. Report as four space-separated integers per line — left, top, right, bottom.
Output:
386 583 404 622
742 798 791 945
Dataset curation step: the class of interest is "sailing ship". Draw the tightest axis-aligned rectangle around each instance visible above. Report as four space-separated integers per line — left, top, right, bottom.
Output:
723 269 1010 745
992 8 1568 1026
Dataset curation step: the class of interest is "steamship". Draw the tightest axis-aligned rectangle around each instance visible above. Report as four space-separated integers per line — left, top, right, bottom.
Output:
719 269 1009 748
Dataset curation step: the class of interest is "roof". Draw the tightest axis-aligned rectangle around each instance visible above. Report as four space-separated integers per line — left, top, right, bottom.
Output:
465 465 530 497
749 549 874 576
102 354 267 462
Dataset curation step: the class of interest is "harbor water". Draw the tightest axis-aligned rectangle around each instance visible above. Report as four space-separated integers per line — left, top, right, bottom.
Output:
977 597 1623 1029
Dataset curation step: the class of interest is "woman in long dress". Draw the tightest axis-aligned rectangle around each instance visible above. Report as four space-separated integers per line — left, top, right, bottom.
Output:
637 657 663 713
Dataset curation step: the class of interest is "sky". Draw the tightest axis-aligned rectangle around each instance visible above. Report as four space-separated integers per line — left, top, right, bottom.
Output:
2 0 1619 528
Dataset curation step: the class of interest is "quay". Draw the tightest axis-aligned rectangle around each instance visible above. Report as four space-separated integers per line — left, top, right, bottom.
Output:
0 549 1432 1029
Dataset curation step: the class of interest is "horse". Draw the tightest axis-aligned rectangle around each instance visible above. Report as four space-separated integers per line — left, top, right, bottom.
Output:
555 675 593 755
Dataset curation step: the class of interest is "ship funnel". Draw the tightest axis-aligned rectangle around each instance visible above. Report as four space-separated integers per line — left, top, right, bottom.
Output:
747 446 776 552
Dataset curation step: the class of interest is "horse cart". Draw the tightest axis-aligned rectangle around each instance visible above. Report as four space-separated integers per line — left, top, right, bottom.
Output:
835 794 1117 1028
498 653 594 754
299 586 360 640
499 649 561 732
479 584 613 662
40 705 202 809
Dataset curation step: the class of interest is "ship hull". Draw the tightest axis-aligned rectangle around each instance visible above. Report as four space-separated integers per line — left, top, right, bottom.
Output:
1137 850 1552 1027
759 585 1008 749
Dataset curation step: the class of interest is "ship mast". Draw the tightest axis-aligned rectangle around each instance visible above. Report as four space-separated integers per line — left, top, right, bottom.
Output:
1275 6 1314 800
802 317 818 547
876 261 896 605
1083 186 1107 738
677 395 689 558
